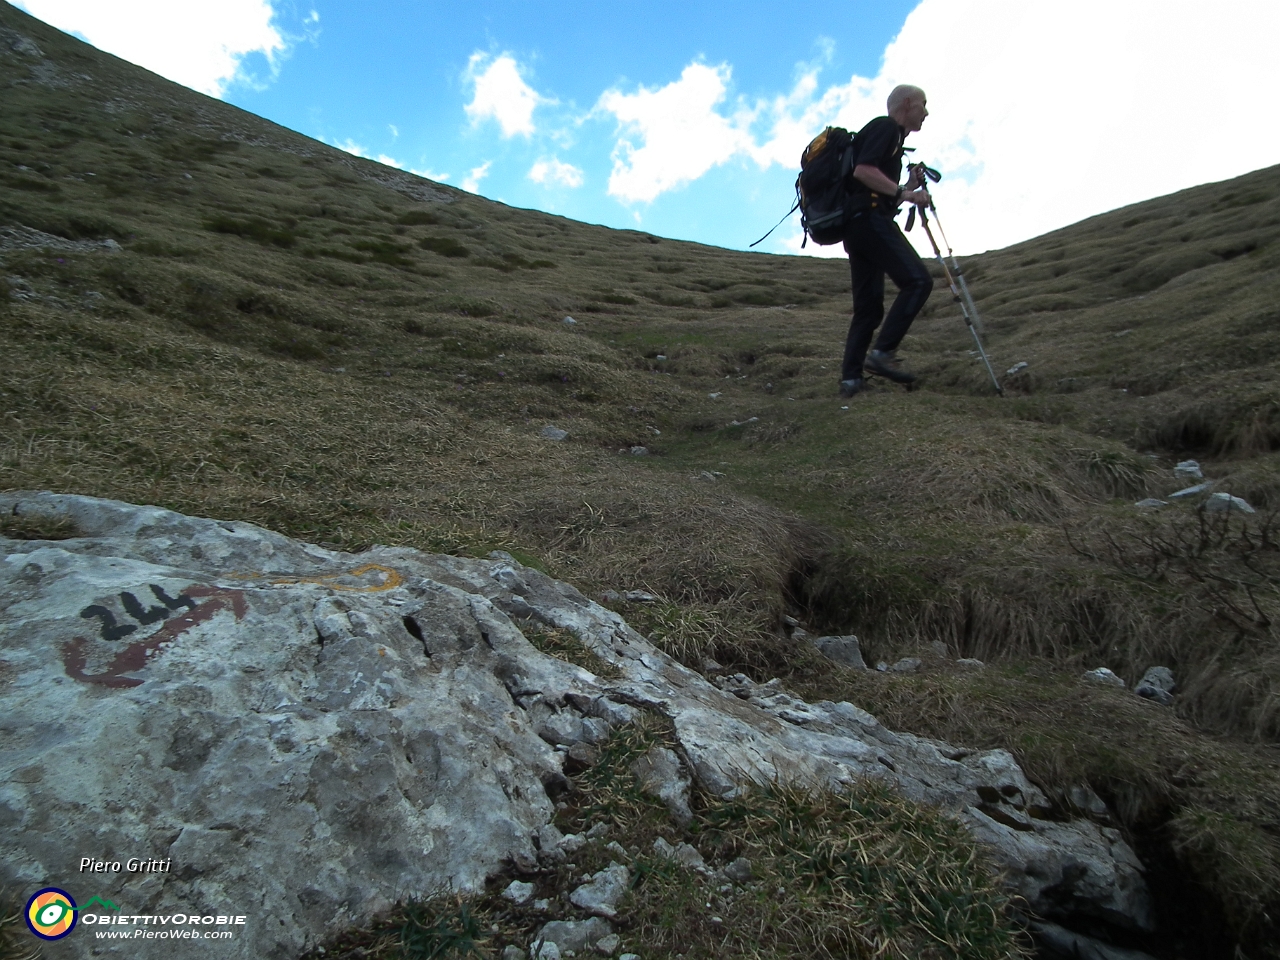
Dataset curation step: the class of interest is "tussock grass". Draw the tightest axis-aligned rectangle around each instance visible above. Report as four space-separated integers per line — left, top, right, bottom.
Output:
6 1 1280 952
305 714 1025 960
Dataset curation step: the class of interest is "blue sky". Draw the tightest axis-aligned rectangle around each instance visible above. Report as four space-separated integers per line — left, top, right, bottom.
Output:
14 0 1280 256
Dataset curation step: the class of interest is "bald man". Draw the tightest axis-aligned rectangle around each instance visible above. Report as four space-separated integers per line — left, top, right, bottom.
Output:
838 84 934 397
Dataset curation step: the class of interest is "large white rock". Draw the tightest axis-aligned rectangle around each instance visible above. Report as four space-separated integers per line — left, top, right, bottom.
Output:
0 492 1153 958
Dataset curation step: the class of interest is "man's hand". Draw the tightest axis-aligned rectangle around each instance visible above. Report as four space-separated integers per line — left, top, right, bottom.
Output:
903 188 931 207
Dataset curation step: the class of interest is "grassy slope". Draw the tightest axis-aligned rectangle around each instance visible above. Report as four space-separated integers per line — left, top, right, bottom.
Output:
4 2 1280 954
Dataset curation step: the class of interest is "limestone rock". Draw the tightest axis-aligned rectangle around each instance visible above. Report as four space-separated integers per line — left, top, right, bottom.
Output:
541 425 569 441
569 862 630 918
504 880 536 904
1173 460 1203 480
1134 666 1175 706
1170 481 1213 499
813 635 866 669
1083 667 1126 688
724 857 754 882
1205 492 1255 514
0 492 1156 955
536 917 613 955
630 746 693 826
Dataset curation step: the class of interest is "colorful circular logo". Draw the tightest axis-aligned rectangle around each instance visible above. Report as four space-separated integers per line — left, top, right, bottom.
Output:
25 887 78 940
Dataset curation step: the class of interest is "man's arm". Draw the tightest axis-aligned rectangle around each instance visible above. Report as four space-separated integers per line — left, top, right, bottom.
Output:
852 163 929 206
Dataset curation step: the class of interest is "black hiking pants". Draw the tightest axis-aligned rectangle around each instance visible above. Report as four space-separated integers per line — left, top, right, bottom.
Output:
841 209 933 381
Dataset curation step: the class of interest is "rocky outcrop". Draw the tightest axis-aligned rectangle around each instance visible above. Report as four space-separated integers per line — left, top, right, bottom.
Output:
1 492 1153 957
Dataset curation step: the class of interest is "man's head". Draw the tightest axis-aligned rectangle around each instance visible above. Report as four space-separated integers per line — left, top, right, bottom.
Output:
887 84 928 133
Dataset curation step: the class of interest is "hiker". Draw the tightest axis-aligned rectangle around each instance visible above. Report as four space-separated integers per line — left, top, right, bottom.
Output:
839 84 934 397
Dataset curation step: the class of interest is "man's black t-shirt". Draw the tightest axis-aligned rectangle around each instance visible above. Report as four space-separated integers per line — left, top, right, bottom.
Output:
849 116 906 210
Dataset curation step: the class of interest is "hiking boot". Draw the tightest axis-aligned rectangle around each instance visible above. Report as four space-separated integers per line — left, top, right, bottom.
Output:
839 378 864 398
865 349 917 384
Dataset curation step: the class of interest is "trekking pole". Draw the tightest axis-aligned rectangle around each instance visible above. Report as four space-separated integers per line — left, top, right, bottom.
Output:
915 206 1003 395
924 202 985 338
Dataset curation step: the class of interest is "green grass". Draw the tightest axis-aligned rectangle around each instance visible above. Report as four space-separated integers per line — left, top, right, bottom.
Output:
4 0 1280 954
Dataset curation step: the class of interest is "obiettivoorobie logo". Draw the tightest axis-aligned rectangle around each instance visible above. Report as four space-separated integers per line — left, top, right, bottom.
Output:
25 887 79 941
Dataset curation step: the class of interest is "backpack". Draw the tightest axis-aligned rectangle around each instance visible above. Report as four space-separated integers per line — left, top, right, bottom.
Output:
796 126 858 246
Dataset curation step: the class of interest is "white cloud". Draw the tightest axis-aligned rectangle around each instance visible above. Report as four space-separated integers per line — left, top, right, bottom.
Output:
465 53 550 138
529 157 584 188
597 63 756 204
753 0 1280 254
462 161 492 194
388 124 399 139
15 0 287 97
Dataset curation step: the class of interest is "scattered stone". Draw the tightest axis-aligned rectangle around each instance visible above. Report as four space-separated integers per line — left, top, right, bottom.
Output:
605 841 629 860
724 857 754 882
595 933 621 955
1205 492 1255 514
585 822 611 840
625 590 658 603
875 660 889 672
620 954 640 960
1134 666 1175 706
655 355 666 360
812 635 866 669
708 392 721 399
1083 667 1126 688
1174 460 1203 480
728 417 759 426
563 316 577 325
630 446 649 456
503 946 529 960
791 627 809 641
1170 481 1214 499
533 899 551 912
541 425 569 441
673 842 709 874
1134 499 1167 509
531 941 562 960
504 880 536 904
569 862 631 918
630 746 693 825
698 470 717 481
536 918 614 956
955 658 986 669
599 589 623 603
1006 361 1029 375
888 657 922 674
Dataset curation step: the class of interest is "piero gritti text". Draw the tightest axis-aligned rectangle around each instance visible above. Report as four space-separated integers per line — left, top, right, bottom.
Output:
80 857 172 873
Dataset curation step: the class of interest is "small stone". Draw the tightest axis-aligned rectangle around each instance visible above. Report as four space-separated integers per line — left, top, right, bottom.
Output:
812 635 866 669
570 863 630 918
630 446 648 456
888 657 922 673
1134 498 1167 508
1174 460 1203 479
1170 481 1213 499
595 933 620 955
955 658 986 669
672 842 708 874
630 746 693 826
708 392 721 399
504 880 536 904
563 316 577 325
724 857 753 882
605 841 629 860
503 947 529 960
625 590 657 603
537 918 614 956
620 955 640 960
791 627 809 641
1006 361 1029 375
532 941 562 960
1135 666 1175 705
533 899 551 912
1205 492 1255 514
541 425 569 441
1082 667 1125 688
585 822 611 839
